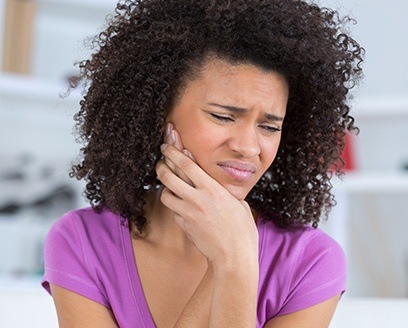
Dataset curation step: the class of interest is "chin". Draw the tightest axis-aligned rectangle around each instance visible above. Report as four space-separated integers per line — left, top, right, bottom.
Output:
224 185 251 201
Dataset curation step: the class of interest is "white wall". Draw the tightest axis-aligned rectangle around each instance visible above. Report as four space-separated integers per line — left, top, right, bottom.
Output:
317 0 408 171
318 0 408 99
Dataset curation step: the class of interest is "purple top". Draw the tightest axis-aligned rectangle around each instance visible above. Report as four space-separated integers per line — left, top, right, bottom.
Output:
42 207 346 327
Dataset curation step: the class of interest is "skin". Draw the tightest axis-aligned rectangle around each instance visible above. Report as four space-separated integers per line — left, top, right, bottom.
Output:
50 57 341 327
165 57 288 201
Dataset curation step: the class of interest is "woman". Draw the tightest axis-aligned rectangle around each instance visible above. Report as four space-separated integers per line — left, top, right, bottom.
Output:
42 0 364 327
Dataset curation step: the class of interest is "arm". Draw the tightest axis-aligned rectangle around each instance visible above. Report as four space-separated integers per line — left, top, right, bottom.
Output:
50 284 118 328
174 259 258 328
209 258 258 327
157 142 259 327
173 262 213 328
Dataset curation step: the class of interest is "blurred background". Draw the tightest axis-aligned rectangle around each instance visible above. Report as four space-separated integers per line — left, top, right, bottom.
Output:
0 0 407 327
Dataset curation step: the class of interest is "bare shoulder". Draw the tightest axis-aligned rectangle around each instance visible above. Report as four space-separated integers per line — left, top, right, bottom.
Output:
264 294 341 328
50 284 118 328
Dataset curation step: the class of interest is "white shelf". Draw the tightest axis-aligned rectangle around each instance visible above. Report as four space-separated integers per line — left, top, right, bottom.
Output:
332 171 408 193
0 73 81 105
0 275 42 291
353 96 408 119
37 0 115 11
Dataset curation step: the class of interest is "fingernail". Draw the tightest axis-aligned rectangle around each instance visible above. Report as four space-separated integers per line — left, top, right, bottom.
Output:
166 123 171 137
161 143 168 151
170 131 176 144
182 149 192 159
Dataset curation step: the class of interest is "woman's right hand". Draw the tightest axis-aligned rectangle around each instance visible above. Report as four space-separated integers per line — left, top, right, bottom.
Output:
156 141 258 269
163 122 195 186
157 141 259 327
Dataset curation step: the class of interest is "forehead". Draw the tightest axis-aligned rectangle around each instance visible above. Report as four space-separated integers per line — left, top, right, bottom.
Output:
180 57 289 111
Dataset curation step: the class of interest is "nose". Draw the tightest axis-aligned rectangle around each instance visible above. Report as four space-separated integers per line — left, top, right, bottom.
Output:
227 125 261 158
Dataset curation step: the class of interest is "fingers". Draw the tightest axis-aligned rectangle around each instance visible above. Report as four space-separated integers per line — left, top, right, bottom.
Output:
172 212 186 231
159 183 193 216
171 125 183 151
173 129 196 161
164 123 194 186
156 157 196 201
163 123 179 171
160 143 214 190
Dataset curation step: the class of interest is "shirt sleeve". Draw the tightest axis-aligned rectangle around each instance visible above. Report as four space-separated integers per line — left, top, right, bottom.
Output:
41 212 110 307
277 232 347 316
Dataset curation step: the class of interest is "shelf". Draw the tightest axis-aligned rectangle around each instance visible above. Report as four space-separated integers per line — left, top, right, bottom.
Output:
38 0 114 11
332 171 408 193
352 96 408 119
0 274 42 291
0 73 81 105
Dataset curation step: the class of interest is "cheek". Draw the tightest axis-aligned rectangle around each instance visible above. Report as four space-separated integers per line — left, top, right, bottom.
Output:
261 138 281 167
177 125 226 174
175 120 210 156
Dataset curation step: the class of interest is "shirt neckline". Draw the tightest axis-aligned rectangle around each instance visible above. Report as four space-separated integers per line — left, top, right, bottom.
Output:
119 218 156 328
118 214 266 328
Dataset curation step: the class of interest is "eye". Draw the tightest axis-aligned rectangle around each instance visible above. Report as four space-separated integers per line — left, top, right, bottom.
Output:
260 125 282 133
210 113 234 122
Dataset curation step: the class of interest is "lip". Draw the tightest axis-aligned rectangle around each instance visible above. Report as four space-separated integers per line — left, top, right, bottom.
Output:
217 161 256 182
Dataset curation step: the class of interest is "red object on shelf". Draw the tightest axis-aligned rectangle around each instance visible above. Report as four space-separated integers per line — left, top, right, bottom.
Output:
342 133 355 171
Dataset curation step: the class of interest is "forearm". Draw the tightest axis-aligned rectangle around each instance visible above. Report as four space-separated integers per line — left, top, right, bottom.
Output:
173 263 213 328
209 258 259 328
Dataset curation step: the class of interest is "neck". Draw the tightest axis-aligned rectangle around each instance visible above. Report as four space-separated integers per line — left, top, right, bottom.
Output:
138 188 198 254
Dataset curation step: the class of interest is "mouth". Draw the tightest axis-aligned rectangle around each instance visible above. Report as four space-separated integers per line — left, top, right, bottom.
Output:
217 161 256 182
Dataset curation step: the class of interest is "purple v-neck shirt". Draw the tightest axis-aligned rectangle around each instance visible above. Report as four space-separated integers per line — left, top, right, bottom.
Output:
42 207 346 327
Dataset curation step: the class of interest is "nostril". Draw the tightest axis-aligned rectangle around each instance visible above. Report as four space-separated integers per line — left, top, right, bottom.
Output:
228 135 261 158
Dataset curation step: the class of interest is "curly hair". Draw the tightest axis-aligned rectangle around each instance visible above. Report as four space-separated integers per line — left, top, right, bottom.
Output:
70 0 364 232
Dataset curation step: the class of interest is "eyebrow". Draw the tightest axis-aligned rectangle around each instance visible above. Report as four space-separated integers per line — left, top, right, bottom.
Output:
208 102 284 122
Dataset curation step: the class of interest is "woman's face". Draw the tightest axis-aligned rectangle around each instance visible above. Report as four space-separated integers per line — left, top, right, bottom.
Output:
166 58 289 200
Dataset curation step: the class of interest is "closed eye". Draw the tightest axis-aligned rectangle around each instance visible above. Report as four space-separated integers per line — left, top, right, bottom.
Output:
260 125 281 133
210 113 234 122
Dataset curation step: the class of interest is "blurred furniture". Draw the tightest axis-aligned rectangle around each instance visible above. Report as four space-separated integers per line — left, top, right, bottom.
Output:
2 0 36 73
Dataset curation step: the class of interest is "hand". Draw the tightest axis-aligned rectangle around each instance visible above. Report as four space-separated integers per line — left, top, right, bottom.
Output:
163 122 194 186
156 142 258 268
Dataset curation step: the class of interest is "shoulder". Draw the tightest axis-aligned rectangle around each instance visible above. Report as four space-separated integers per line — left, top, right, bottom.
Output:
44 207 126 270
51 206 121 227
256 219 346 321
42 207 128 307
258 219 345 266
47 207 123 242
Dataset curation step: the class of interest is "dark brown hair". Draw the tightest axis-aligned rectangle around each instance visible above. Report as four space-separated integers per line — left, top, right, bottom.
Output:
71 0 364 232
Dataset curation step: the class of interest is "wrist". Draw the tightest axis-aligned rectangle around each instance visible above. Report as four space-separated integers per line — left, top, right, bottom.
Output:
212 243 258 268
211 255 258 281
